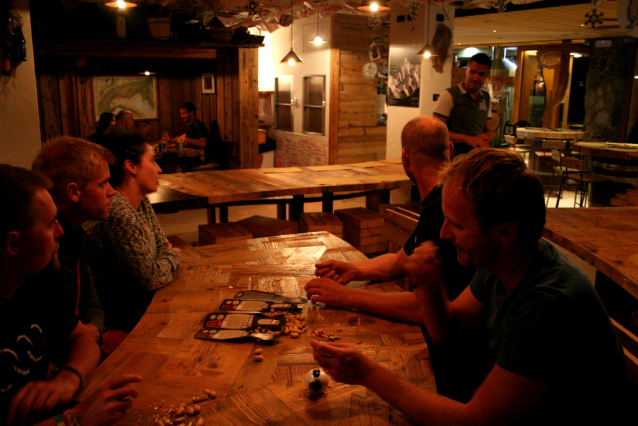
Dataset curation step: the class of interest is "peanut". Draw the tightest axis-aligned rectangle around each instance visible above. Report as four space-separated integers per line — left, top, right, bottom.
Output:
176 407 186 416
192 394 209 403
185 406 195 416
254 348 263 355
290 332 299 339
254 354 264 362
196 418 205 426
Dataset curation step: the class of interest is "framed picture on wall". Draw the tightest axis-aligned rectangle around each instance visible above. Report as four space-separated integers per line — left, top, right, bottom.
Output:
202 73 216 94
93 76 157 121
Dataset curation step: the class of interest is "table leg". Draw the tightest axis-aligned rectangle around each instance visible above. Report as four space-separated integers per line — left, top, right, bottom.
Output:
322 193 334 212
277 204 287 220
290 195 304 222
366 190 390 212
219 205 229 223
207 206 216 224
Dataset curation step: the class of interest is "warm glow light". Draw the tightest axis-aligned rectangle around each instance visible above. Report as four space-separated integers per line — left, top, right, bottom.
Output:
117 0 126 7
105 0 137 8
423 51 431 59
288 58 296 66
312 35 324 45
370 2 379 11
144 71 151 75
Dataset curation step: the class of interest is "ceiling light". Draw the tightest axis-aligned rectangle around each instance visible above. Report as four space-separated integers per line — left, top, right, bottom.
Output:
357 0 390 12
280 0 303 65
417 1 438 58
139 70 156 75
309 12 327 45
105 1 137 8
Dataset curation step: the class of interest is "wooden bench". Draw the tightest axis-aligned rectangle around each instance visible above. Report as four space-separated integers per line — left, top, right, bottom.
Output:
335 207 388 255
236 215 298 237
382 205 420 253
198 223 253 245
167 235 194 249
299 212 343 237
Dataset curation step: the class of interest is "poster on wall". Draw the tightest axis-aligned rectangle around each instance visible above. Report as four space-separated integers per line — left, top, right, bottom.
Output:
387 46 421 108
93 76 157 121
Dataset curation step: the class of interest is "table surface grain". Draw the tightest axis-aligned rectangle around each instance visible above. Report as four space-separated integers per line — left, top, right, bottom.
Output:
81 232 434 426
544 207 638 299
157 160 410 205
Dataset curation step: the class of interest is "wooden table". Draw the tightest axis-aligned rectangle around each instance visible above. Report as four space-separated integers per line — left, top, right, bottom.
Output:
156 147 202 174
544 206 638 299
81 232 434 425
155 160 411 222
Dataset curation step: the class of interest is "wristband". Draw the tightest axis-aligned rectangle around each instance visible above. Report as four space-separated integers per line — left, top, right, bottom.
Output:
63 410 81 426
59 365 84 396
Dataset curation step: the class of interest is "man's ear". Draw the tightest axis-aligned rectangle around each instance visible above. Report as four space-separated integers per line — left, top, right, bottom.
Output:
448 141 454 159
123 159 137 176
3 231 21 256
66 182 81 203
495 221 518 244
401 148 410 169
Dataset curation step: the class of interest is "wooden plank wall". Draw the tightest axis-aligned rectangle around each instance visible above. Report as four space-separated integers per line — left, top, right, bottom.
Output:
35 50 259 168
330 14 386 164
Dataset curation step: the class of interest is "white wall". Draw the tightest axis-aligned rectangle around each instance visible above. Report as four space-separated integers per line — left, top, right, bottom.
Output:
260 15 332 135
0 0 42 168
386 4 453 202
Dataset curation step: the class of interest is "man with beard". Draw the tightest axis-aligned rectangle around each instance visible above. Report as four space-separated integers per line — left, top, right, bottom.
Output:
32 137 117 343
0 165 141 426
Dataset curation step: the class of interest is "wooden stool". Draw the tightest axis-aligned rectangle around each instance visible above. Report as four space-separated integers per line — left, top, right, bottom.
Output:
299 212 343 237
335 208 388 254
236 215 298 237
198 223 252 246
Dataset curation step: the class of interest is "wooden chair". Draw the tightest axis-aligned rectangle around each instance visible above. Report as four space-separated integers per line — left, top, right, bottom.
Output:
546 148 610 208
503 120 531 160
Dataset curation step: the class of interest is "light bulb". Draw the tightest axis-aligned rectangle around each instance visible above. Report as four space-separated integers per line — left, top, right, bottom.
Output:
313 35 323 45
288 58 296 66
116 0 126 8
423 51 431 59
370 2 379 12
144 71 151 76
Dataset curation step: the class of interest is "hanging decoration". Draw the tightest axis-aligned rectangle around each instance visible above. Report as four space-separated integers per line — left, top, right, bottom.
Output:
431 23 452 73
279 13 292 27
409 3 418 22
496 0 507 13
367 15 382 30
584 7 604 29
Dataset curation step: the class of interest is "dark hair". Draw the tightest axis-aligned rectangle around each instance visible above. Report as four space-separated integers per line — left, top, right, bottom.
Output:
96 112 115 135
32 136 114 205
0 164 52 237
100 134 148 188
181 102 196 113
470 52 492 69
439 148 545 243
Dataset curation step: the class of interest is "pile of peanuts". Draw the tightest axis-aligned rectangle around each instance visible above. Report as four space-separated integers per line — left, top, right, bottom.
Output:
251 311 307 339
150 389 216 426
312 329 342 341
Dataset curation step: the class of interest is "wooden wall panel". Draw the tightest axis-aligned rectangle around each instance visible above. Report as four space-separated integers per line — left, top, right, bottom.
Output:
35 52 258 168
330 14 386 165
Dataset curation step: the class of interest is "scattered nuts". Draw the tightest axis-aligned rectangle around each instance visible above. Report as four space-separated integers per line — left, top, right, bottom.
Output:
176 407 186 416
290 332 299 339
185 406 195 416
254 348 263 355
196 418 205 426
254 354 264 362
193 405 201 414
192 394 209 403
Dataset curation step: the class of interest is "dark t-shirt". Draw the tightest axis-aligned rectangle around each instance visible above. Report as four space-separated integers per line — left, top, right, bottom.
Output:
0 274 78 420
470 240 628 424
403 186 476 299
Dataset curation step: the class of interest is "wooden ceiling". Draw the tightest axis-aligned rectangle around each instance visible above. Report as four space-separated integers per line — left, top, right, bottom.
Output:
454 0 628 47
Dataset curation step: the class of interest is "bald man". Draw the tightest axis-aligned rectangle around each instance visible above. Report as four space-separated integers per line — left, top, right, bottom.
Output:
306 116 488 401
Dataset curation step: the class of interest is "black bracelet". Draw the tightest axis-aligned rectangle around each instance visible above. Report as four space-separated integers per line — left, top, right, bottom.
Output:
59 365 84 396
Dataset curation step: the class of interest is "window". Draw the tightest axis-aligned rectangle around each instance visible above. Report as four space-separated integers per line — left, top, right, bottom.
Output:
274 76 293 131
303 75 326 135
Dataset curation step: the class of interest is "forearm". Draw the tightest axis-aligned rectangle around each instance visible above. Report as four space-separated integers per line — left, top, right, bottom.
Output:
361 362 468 426
349 253 405 282
448 131 473 146
414 282 457 345
61 333 100 390
346 291 423 323
185 136 206 148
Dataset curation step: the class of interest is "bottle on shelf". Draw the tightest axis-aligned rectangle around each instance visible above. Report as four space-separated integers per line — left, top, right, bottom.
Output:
14 26 26 62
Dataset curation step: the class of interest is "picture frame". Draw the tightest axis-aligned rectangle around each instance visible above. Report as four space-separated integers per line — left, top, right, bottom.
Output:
93 76 157 121
202 73 216 94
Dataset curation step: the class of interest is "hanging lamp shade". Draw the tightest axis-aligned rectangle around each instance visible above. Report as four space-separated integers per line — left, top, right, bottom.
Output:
105 0 137 8
280 0 303 65
310 12 327 44
357 0 390 12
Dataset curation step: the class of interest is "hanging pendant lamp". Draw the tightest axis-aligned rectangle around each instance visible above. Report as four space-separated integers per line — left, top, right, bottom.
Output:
357 0 390 12
310 11 327 45
105 0 137 8
280 0 303 65
417 1 438 58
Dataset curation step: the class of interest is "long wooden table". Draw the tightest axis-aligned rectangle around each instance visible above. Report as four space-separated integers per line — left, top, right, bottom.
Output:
81 232 434 425
153 160 411 222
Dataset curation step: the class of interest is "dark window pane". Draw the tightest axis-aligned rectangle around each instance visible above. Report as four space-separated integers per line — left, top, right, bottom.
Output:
305 76 324 106
276 105 292 131
275 77 293 104
304 107 324 134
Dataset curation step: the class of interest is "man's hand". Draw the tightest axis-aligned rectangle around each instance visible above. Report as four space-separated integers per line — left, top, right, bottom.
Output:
167 243 181 256
403 241 444 288
86 323 101 343
467 134 491 149
305 278 355 308
72 374 142 426
314 260 357 284
6 375 78 426
311 340 376 386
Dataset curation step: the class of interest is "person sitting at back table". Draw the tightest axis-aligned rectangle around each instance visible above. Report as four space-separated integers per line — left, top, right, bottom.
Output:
167 102 208 171
0 164 141 426
88 112 115 145
85 135 181 356
104 110 151 139
306 116 487 401
312 149 628 425
32 137 117 344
